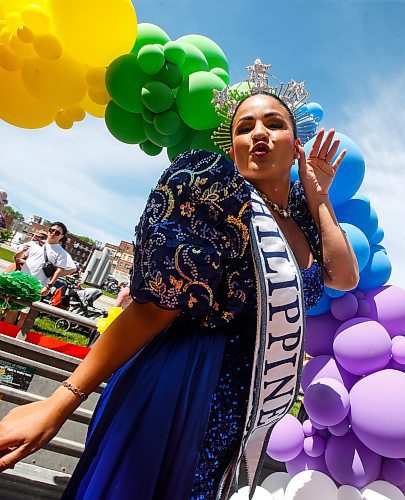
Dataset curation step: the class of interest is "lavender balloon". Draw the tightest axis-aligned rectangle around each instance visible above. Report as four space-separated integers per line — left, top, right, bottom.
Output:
303 435 325 458
267 414 304 462
325 430 382 488
301 355 358 392
350 369 405 458
286 450 330 477
331 293 358 322
328 417 350 437
305 313 341 357
381 459 405 487
304 377 350 427
302 420 316 437
363 286 405 338
392 336 405 365
333 318 392 376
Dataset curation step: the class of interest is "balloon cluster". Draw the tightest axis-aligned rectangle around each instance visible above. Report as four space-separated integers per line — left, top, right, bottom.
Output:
0 0 137 129
105 23 229 159
229 472 405 499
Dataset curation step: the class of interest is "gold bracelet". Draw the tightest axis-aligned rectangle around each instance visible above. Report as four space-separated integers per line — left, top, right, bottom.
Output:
61 380 88 401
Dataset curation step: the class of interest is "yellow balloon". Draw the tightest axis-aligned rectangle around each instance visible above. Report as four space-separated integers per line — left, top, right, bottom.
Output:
49 0 137 67
0 42 20 70
21 53 87 107
0 26 12 43
21 4 51 34
9 32 34 56
55 110 73 129
0 66 57 127
88 86 109 105
33 32 61 60
16 24 33 42
86 66 106 90
65 104 85 122
5 11 21 30
1 0 48 13
81 93 106 118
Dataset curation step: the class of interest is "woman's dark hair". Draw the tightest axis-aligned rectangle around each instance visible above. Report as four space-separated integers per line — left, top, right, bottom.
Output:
230 92 298 140
51 221 68 248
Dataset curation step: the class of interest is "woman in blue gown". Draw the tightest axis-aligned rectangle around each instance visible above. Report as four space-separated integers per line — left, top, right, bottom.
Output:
0 84 359 500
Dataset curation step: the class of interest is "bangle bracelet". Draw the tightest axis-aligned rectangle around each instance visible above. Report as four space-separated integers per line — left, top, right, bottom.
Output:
61 380 88 401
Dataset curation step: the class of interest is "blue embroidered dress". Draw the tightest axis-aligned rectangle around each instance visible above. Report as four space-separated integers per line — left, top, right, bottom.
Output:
62 150 323 500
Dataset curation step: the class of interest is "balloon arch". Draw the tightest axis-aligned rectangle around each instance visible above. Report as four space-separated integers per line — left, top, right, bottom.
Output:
1 2 404 498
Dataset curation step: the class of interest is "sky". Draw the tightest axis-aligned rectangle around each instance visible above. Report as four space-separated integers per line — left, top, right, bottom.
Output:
1 0 404 285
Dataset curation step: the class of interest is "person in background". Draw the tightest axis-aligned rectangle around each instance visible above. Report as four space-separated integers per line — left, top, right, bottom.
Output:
114 284 131 310
0 190 8 230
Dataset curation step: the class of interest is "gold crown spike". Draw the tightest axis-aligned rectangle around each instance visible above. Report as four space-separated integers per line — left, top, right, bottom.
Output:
211 59 319 154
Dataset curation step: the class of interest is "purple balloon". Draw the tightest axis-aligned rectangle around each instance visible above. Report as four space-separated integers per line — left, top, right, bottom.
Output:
363 286 405 338
381 459 405 486
325 430 382 488
304 377 350 427
310 419 326 430
392 336 405 365
305 313 342 357
303 435 325 457
301 355 358 392
333 318 392 375
331 293 359 322
286 449 330 477
302 420 316 437
328 417 350 437
350 369 405 458
388 359 405 373
267 414 304 462
356 299 371 317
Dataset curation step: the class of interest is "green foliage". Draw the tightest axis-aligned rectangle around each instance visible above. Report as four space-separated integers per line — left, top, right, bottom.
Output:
72 234 96 246
0 230 13 242
3 206 24 220
0 247 15 262
289 399 302 418
33 315 88 347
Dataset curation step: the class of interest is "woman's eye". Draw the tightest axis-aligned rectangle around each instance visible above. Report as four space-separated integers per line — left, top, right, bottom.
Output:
237 127 251 134
268 122 283 129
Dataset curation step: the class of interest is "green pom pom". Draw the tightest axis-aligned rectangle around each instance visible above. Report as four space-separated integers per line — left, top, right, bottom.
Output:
0 271 42 310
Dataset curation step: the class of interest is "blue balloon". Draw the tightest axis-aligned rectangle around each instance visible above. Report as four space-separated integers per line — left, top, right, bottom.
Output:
325 287 346 299
307 102 324 123
358 245 392 291
340 223 370 273
369 227 384 245
334 195 379 242
307 291 332 316
304 133 365 207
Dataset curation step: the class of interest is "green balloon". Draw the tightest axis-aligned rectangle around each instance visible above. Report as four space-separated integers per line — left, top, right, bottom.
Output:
176 71 225 130
106 54 150 113
137 44 165 75
163 41 186 66
167 130 193 161
143 121 189 148
154 110 181 135
141 106 155 124
105 101 146 144
177 42 209 77
177 34 228 72
140 140 163 156
190 129 224 156
141 81 174 113
210 67 229 85
156 62 183 89
131 23 170 54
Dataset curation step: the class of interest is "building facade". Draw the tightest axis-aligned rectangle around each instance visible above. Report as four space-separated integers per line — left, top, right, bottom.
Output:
105 240 134 284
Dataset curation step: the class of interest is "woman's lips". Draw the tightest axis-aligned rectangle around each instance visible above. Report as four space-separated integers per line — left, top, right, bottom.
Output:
251 141 270 157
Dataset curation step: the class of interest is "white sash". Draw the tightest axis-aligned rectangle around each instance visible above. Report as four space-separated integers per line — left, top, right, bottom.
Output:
217 191 306 499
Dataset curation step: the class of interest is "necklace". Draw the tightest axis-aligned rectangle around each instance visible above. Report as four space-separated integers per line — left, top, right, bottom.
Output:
258 190 291 218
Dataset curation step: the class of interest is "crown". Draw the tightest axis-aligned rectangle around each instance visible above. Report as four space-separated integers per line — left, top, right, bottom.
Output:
211 59 319 154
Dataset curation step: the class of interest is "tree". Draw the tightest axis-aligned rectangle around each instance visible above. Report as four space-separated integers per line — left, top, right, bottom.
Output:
0 229 13 242
3 206 24 221
73 234 96 246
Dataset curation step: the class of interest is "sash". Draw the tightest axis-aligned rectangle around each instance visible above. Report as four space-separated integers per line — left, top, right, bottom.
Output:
217 190 306 499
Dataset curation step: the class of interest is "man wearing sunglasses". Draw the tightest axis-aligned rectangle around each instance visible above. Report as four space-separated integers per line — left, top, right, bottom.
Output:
14 221 76 297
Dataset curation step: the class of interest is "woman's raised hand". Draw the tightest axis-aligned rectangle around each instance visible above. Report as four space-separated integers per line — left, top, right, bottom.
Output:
0 399 66 472
297 128 346 198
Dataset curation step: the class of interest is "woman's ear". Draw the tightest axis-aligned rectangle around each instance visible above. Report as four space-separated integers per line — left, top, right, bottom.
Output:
294 139 302 160
229 148 235 161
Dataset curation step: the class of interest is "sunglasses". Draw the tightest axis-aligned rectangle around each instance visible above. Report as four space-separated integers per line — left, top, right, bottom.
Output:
48 228 62 236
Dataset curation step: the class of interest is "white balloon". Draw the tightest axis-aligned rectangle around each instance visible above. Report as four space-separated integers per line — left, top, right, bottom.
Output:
262 472 291 500
229 485 275 500
361 481 404 500
284 470 338 500
337 485 362 500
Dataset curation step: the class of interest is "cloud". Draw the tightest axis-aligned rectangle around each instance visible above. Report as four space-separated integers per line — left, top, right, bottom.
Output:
338 71 405 286
0 116 168 245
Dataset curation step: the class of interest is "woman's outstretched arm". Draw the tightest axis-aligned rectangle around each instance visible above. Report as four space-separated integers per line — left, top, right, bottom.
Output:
0 301 179 471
